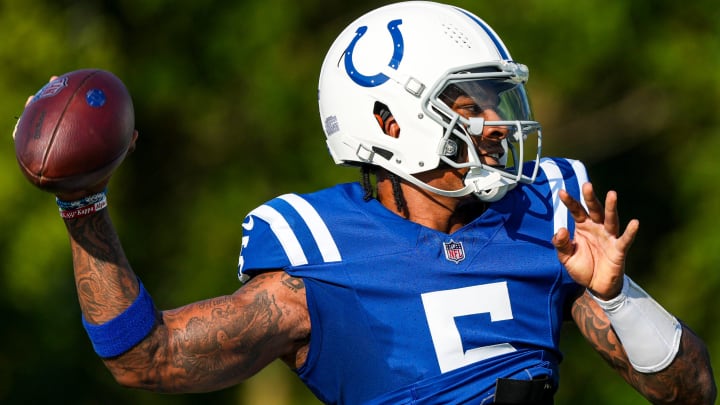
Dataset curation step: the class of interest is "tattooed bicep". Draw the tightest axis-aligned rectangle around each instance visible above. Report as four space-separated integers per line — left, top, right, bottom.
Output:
240 271 304 293
280 273 304 293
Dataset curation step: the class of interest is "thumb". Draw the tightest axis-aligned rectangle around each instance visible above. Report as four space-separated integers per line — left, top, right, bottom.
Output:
552 227 574 261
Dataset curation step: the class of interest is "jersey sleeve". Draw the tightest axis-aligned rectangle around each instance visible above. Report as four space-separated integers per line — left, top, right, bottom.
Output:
237 206 291 281
536 157 590 318
538 157 590 236
236 193 344 282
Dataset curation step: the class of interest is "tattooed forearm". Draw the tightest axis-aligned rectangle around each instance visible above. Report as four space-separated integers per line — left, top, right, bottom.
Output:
64 208 310 392
65 211 139 323
572 294 631 374
573 293 717 404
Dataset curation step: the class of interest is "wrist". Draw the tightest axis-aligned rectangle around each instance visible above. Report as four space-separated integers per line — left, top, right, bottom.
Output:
56 189 108 219
55 181 109 202
589 277 629 310
587 276 624 301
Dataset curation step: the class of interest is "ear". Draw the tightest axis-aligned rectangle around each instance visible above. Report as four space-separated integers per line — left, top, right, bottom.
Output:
386 117 400 138
374 112 400 138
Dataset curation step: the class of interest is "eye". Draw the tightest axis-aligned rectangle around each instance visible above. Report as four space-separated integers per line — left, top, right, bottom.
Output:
457 103 483 116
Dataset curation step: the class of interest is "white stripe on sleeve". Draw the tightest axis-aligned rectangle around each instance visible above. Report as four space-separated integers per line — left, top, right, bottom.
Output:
569 159 590 212
539 159 567 234
249 205 308 266
279 194 342 262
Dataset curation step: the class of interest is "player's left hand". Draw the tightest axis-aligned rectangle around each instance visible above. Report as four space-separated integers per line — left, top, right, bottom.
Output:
552 182 639 300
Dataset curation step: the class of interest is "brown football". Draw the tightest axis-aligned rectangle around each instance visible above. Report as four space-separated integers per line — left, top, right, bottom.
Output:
14 69 134 193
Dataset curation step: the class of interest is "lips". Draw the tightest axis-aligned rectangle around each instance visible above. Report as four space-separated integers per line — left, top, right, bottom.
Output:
479 146 505 166
482 155 502 167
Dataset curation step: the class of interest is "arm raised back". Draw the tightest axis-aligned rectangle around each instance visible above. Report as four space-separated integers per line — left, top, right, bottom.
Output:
66 208 310 393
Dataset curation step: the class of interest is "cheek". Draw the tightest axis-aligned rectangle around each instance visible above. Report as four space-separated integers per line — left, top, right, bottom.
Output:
455 145 470 163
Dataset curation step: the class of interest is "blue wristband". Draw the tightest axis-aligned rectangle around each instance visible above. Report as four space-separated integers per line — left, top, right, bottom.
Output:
82 281 157 358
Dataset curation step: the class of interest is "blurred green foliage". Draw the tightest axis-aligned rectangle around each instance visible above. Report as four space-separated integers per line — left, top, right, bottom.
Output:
0 0 718 403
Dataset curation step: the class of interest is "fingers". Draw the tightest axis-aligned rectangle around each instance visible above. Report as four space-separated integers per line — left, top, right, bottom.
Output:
558 189 587 223
551 227 574 259
561 183 622 234
558 182 640 249
24 76 57 107
603 189 620 236
24 76 60 107
581 182 604 224
617 218 640 254
127 130 139 154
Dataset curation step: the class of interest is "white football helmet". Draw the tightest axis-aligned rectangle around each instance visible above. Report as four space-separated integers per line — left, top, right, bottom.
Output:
318 1 542 202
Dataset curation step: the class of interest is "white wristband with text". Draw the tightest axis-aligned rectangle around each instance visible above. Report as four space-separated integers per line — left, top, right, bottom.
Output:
591 275 682 373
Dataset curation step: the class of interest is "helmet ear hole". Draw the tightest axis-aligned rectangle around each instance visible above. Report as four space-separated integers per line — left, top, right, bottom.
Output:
373 101 391 127
373 101 399 138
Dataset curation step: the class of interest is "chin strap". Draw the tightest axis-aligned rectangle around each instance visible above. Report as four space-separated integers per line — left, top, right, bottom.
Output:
373 160 518 202
473 185 510 202
464 168 518 202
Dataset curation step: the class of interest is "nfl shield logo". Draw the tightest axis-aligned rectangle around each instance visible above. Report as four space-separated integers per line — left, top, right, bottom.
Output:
31 77 68 104
443 240 465 264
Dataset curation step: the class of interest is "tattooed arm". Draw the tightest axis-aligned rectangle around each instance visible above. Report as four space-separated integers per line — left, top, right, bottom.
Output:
65 208 311 393
554 183 716 404
571 292 716 404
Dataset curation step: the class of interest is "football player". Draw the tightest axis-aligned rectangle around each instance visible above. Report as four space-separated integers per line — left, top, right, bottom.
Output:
47 1 715 404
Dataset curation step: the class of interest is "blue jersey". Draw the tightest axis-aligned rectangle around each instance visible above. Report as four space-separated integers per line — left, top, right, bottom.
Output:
238 157 588 404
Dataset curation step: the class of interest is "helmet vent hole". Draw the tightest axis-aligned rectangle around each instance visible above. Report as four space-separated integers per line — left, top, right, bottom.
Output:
441 23 471 49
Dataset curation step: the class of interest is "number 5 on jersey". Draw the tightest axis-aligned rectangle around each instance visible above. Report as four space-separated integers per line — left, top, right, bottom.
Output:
421 282 517 373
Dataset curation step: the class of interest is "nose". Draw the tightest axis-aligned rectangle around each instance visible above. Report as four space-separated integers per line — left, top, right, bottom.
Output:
479 108 508 141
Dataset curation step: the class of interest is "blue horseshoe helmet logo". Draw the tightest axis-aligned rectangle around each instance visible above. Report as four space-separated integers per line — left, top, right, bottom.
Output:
344 19 404 87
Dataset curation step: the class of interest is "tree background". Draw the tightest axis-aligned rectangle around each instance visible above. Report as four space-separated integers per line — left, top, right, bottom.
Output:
0 0 717 403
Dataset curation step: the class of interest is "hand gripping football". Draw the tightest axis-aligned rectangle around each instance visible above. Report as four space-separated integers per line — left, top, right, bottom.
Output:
13 69 135 193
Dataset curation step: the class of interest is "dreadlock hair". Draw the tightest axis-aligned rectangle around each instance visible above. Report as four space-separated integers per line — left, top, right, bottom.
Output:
361 102 408 216
361 164 374 201
388 172 407 216
360 164 408 217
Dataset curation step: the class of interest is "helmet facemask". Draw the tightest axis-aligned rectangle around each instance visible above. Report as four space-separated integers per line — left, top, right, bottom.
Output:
422 62 542 201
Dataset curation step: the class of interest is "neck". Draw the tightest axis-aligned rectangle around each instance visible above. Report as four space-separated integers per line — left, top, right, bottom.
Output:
375 169 485 234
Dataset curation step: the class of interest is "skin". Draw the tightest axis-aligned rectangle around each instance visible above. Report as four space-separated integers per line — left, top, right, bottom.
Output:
56 91 715 402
